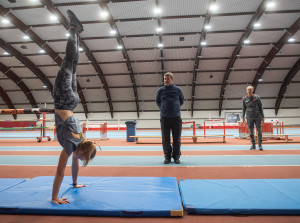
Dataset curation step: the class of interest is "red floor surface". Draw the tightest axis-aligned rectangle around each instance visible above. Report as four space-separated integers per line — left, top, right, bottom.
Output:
1 138 300 223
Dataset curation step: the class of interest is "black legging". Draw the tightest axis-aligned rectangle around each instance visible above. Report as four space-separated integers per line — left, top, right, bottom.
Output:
53 28 79 111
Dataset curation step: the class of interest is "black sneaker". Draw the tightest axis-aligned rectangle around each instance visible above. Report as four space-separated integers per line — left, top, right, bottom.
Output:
250 145 256 150
259 146 263 151
174 159 180 164
164 158 171 164
67 10 84 34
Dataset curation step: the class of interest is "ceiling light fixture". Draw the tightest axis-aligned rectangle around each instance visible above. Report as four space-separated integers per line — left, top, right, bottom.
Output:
110 30 117 35
244 39 250 44
79 47 83 52
100 11 108 19
153 8 162 14
39 49 45 53
117 45 123 49
288 38 295 42
2 19 9 24
156 27 163 32
158 43 163 48
209 4 218 11
266 1 275 8
254 23 261 27
3 51 9 55
200 41 207 46
23 35 30 39
204 25 211 30
50 15 58 21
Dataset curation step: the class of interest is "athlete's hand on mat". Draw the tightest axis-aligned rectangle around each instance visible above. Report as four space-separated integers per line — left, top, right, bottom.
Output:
52 198 70 205
73 184 87 188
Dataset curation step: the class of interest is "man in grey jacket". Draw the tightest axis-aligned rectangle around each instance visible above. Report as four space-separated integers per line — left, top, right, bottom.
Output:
242 86 265 150
156 72 184 164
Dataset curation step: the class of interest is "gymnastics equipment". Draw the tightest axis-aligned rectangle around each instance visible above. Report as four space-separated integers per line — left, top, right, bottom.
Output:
238 121 284 140
202 119 226 139
0 108 53 142
179 179 300 215
82 122 108 140
182 121 196 142
0 108 54 114
0 176 183 217
129 120 233 144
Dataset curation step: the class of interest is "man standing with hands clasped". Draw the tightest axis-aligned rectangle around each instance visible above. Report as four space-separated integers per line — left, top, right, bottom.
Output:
156 72 184 164
242 86 265 151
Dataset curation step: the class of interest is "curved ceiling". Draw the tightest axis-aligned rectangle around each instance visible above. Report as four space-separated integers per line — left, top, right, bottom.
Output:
0 0 299 118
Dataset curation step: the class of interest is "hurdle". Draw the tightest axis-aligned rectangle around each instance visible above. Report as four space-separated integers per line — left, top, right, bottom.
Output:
182 121 196 142
82 122 108 140
130 120 233 144
203 119 226 139
0 108 54 142
237 120 299 143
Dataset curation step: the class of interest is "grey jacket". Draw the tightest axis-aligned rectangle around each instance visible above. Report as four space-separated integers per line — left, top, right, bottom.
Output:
242 94 264 119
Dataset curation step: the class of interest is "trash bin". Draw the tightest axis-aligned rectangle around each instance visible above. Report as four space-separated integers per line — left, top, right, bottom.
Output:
29 124 34 131
125 121 137 142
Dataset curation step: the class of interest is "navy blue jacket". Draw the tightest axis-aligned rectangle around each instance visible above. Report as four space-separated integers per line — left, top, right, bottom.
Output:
156 84 184 117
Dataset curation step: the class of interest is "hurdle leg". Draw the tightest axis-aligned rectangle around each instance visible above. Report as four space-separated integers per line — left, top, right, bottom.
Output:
136 137 139 144
223 135 226 143
192 136 197 143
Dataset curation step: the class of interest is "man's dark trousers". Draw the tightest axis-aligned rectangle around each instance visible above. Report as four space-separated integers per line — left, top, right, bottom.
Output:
247 118 262 146
160 117 182 159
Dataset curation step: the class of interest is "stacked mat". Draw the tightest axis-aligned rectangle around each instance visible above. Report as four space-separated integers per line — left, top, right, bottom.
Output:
0 176 183 217
179 179 300 215
1 177 300 216
0 178 28 192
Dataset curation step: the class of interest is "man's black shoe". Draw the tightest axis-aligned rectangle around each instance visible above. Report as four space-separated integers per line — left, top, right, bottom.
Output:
259 145 263 151
67 10 84 34
174 159 180 164
164 158 171 164
250 145 256 150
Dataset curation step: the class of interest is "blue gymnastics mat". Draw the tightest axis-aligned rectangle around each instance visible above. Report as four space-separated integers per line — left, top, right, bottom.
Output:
0 178 28 192
0 176 183 217
179 179 300 215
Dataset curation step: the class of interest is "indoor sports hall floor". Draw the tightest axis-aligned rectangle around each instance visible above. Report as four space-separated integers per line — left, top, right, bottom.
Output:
1 128 300 223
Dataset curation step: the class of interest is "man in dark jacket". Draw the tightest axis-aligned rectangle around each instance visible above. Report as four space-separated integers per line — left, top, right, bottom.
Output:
242 86 265 150
156 72 184 164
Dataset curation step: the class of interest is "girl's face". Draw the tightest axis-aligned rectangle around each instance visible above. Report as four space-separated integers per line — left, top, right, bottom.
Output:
74 149 84 161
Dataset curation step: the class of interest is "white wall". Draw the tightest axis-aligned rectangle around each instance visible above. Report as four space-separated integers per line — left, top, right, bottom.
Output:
84 108 300 128
1 108 300 128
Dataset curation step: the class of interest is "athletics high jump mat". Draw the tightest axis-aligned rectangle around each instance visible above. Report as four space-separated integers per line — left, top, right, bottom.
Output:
0 176 183 217
179 179 300 215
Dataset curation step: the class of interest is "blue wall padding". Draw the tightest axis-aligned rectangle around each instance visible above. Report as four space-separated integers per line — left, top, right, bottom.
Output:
0 176 182 217
179 179 300 215
0 178 27 192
